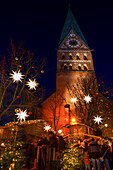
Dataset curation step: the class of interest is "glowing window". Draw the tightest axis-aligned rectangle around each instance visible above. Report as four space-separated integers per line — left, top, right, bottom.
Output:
84 54 88 60
69 53 72 60
84 64 88 70
69 64 72 70
64 64 67 70
76 54 80 60
78 64 82 70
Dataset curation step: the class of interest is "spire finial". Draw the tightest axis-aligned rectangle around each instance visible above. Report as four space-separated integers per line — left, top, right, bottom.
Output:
68 3 71 8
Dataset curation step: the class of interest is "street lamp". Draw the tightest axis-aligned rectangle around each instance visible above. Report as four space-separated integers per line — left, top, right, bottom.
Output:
64 104 71 132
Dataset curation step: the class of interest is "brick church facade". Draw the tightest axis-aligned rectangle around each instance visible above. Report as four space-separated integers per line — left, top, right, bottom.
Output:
41 7 96 135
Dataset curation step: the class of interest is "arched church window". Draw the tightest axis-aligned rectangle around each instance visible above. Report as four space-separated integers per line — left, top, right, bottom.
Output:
69 53 73 60
76 54 80 60
84 54 88 60
64 64 67 70
84 64 88 70
62 54 65 59
61 64 63 69
78 64 82 70
69 64 72 70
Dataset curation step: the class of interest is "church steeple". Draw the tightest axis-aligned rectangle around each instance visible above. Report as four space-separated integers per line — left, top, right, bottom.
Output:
56 6 95 94
41 5 96 135
58 6 89 48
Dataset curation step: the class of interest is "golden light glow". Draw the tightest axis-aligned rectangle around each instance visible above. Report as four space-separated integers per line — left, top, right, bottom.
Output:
58 129 62 134
1 143 5 147
105 124 108 127
69 53 72 56
84 53 87 56
71 118 77 125
76 53 79 56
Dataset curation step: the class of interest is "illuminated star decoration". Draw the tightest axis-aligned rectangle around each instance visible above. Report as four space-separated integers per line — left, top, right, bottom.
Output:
44 125 51 132
10 70 24 83
15 108 29 121
93 115 103 124
26 79 39 90
71 97 77 103
84 94 92 103
58 129 62 134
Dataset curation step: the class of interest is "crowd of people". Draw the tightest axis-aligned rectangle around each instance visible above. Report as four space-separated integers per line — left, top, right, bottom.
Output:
23 132 113 170
23 131 66 169
79 137 113 170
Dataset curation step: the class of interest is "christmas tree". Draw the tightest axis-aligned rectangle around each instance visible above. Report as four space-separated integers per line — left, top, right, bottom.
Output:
60 136 83 170
0 124 26 169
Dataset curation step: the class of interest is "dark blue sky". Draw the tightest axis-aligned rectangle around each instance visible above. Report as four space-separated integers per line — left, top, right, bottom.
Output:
0 0 113 95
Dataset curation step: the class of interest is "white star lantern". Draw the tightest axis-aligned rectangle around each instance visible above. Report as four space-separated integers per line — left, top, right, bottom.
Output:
58 129 62 134
10 70 24 83
26 79 39 90
44 125 51 132
71 97 77 104
93 115 103 124
84 94 92 103
15 108 29 121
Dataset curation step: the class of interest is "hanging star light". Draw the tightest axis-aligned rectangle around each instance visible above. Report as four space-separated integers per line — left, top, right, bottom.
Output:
10 70 24 82
71 97 77 104
84 94 92 103
26 79 39 90
15 108 29 121
93 115 103 124
58 129 62 134
44 125 51 132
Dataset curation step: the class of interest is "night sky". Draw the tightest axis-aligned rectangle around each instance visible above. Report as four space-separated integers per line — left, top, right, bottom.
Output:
0 0 113 96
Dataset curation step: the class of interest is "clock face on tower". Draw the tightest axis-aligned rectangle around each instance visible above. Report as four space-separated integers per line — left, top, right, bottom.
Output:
66 38 81 48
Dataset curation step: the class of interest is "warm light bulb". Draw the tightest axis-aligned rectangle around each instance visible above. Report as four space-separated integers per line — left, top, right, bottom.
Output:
58 129 62 134
105 124 108 127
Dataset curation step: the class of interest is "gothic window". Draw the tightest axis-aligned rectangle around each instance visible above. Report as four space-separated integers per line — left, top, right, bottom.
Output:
84 54 88 60
78 64 82 70
69 64 72 70
62 54 65 59
76 54 80 60
84 64 88 70
69 53 73 60
64 64 67 70
61 64 63 69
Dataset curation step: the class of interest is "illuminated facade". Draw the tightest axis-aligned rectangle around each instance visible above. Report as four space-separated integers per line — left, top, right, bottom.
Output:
41 6 96 134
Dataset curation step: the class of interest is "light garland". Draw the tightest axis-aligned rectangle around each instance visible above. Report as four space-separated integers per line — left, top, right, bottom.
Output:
5 119 56 134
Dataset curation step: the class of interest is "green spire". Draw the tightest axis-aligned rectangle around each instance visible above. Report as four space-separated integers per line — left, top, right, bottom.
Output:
58 6 89 48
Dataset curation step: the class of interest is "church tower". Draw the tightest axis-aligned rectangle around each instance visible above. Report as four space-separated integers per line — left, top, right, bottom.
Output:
41 6 96 134
56 6 95 104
